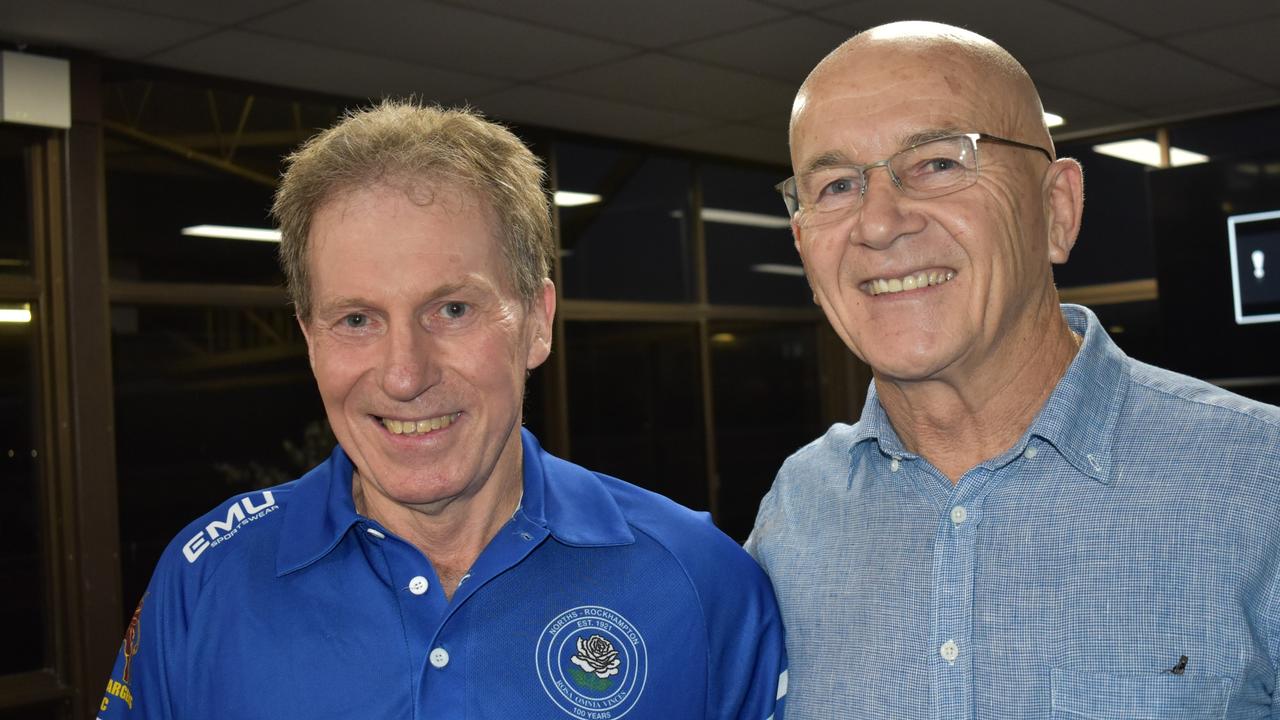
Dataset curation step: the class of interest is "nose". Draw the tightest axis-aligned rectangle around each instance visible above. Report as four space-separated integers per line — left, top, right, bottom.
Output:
849 166 921 250
379 320 442 402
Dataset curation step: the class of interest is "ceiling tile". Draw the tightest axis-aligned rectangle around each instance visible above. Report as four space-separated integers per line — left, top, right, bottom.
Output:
0 0 210 58
83 0 301 25
1029 43 1262 112
1169 16 1280 86
671 15 854 84
443 0 787 49
470 85 710 142
245 0 635 81
1145 87 1280 124
150 30 508 103
1053 0 1280 37
815 0 1137 62
1036 85 1144 136
761 0 847 9
545 53 796 122
661 122 790 165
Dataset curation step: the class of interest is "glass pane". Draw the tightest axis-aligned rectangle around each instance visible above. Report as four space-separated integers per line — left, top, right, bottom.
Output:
564 321 707 511
102 78 343 286
0 128 34 278
1169 105 1280 160
0 302 47 673
701 163 810 306
556 142 695 302
709 321 824 542
104 144 283 285
1053 135 1156 288
113 304 326 614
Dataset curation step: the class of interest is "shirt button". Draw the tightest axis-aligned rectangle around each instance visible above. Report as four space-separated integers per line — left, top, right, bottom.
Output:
408 576 429 595
950 506 968 525
890 457 901 472
429 647 450 668
1024 446 1038 459
940 640 959 663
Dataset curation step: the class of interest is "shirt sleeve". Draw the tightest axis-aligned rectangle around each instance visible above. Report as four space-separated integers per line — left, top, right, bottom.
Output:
704 550 788 720
98 557 187 719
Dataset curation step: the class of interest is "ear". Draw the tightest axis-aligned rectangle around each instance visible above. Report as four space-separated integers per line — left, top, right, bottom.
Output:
792 222 820 307
526 279 557 370
1043 158 1084 265
296 312 317 371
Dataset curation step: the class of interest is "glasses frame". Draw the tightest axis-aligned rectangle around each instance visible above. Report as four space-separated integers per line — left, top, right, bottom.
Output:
775 132 1055 220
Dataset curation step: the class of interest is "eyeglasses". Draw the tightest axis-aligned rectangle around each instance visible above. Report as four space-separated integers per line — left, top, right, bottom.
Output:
776 133 1053 225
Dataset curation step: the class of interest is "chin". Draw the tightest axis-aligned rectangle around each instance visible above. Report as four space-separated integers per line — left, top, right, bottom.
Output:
861 336 949 377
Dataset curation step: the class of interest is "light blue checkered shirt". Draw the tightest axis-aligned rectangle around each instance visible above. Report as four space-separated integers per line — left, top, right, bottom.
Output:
747 304 1280 719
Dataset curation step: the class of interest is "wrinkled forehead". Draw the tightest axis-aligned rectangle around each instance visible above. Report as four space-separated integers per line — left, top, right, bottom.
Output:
790 46 1027 166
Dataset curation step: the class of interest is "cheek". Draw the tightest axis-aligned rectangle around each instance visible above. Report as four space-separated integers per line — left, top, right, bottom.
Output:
309 343 368 400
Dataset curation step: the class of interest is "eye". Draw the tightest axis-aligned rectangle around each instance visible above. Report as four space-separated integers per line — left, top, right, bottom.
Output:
341 313 368 328
440 302 469 320
922 158 959 173
821 176 859 197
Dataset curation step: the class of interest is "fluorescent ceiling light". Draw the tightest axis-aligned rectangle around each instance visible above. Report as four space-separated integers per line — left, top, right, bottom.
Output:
0 303 31 323
182 224 282 242
1091 139 1209 168
554 191 602 207
751 263 806 277
1043 112 1065 128
701 207 792 229
710 332 736 344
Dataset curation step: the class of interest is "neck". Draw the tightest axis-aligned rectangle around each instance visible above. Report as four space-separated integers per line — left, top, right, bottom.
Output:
875 305 1080 483
353 435 524 600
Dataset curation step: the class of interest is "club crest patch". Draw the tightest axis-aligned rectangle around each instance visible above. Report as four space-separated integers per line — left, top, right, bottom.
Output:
536 605 648 718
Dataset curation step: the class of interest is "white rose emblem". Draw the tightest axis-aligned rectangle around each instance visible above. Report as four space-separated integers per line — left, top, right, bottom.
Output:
570 635 621 679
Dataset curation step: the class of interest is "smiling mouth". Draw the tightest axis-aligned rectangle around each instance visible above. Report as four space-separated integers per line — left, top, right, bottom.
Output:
861 269 956 296
379 412 460 436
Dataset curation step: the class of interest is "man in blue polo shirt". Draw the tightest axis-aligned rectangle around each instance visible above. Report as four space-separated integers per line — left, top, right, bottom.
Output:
100 101 786 719
748 20 1280 719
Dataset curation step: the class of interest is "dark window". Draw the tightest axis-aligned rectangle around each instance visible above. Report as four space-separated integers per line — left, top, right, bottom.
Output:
700 163 809 307
564 321 707 511
1053 136 1157 287
709 321 823 541
104 140 281 285
556 142 695 302
112 304 325 615
0 305 46 674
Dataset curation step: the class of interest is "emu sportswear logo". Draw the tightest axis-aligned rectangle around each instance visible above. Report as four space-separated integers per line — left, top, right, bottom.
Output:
182 491 277 563
537 605 648 718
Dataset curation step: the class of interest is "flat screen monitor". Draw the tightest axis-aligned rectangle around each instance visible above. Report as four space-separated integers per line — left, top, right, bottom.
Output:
1227 210 1280 324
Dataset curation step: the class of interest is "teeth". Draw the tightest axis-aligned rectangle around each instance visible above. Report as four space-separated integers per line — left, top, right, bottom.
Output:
863 270 955 296
382 413 459 436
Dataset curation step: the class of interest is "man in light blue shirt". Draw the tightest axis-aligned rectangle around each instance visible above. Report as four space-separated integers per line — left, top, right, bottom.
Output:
748 20 1280 719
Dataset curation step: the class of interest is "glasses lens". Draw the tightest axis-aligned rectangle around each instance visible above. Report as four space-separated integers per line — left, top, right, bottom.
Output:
796 167 864 216
777 177 800 217
890 136 978 198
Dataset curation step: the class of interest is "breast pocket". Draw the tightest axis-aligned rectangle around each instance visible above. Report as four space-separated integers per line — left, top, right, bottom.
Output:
1050 668 1230 720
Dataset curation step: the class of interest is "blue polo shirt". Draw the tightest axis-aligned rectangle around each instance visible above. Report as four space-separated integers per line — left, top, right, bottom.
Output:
101 430 787 719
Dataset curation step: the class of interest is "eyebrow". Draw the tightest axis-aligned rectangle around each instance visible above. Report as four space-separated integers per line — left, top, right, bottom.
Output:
801 151 853 174
314 282 479 315
901 127 965 148
800 127 967 174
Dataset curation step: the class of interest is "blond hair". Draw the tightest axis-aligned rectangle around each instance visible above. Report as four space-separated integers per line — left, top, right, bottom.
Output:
272 100 553 320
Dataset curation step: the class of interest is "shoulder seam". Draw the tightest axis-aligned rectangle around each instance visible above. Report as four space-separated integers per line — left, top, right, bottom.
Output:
1127 369 1280 433
627 522 715 716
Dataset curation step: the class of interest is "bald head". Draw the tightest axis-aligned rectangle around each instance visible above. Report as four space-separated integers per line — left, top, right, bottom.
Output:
792 21 1052 160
